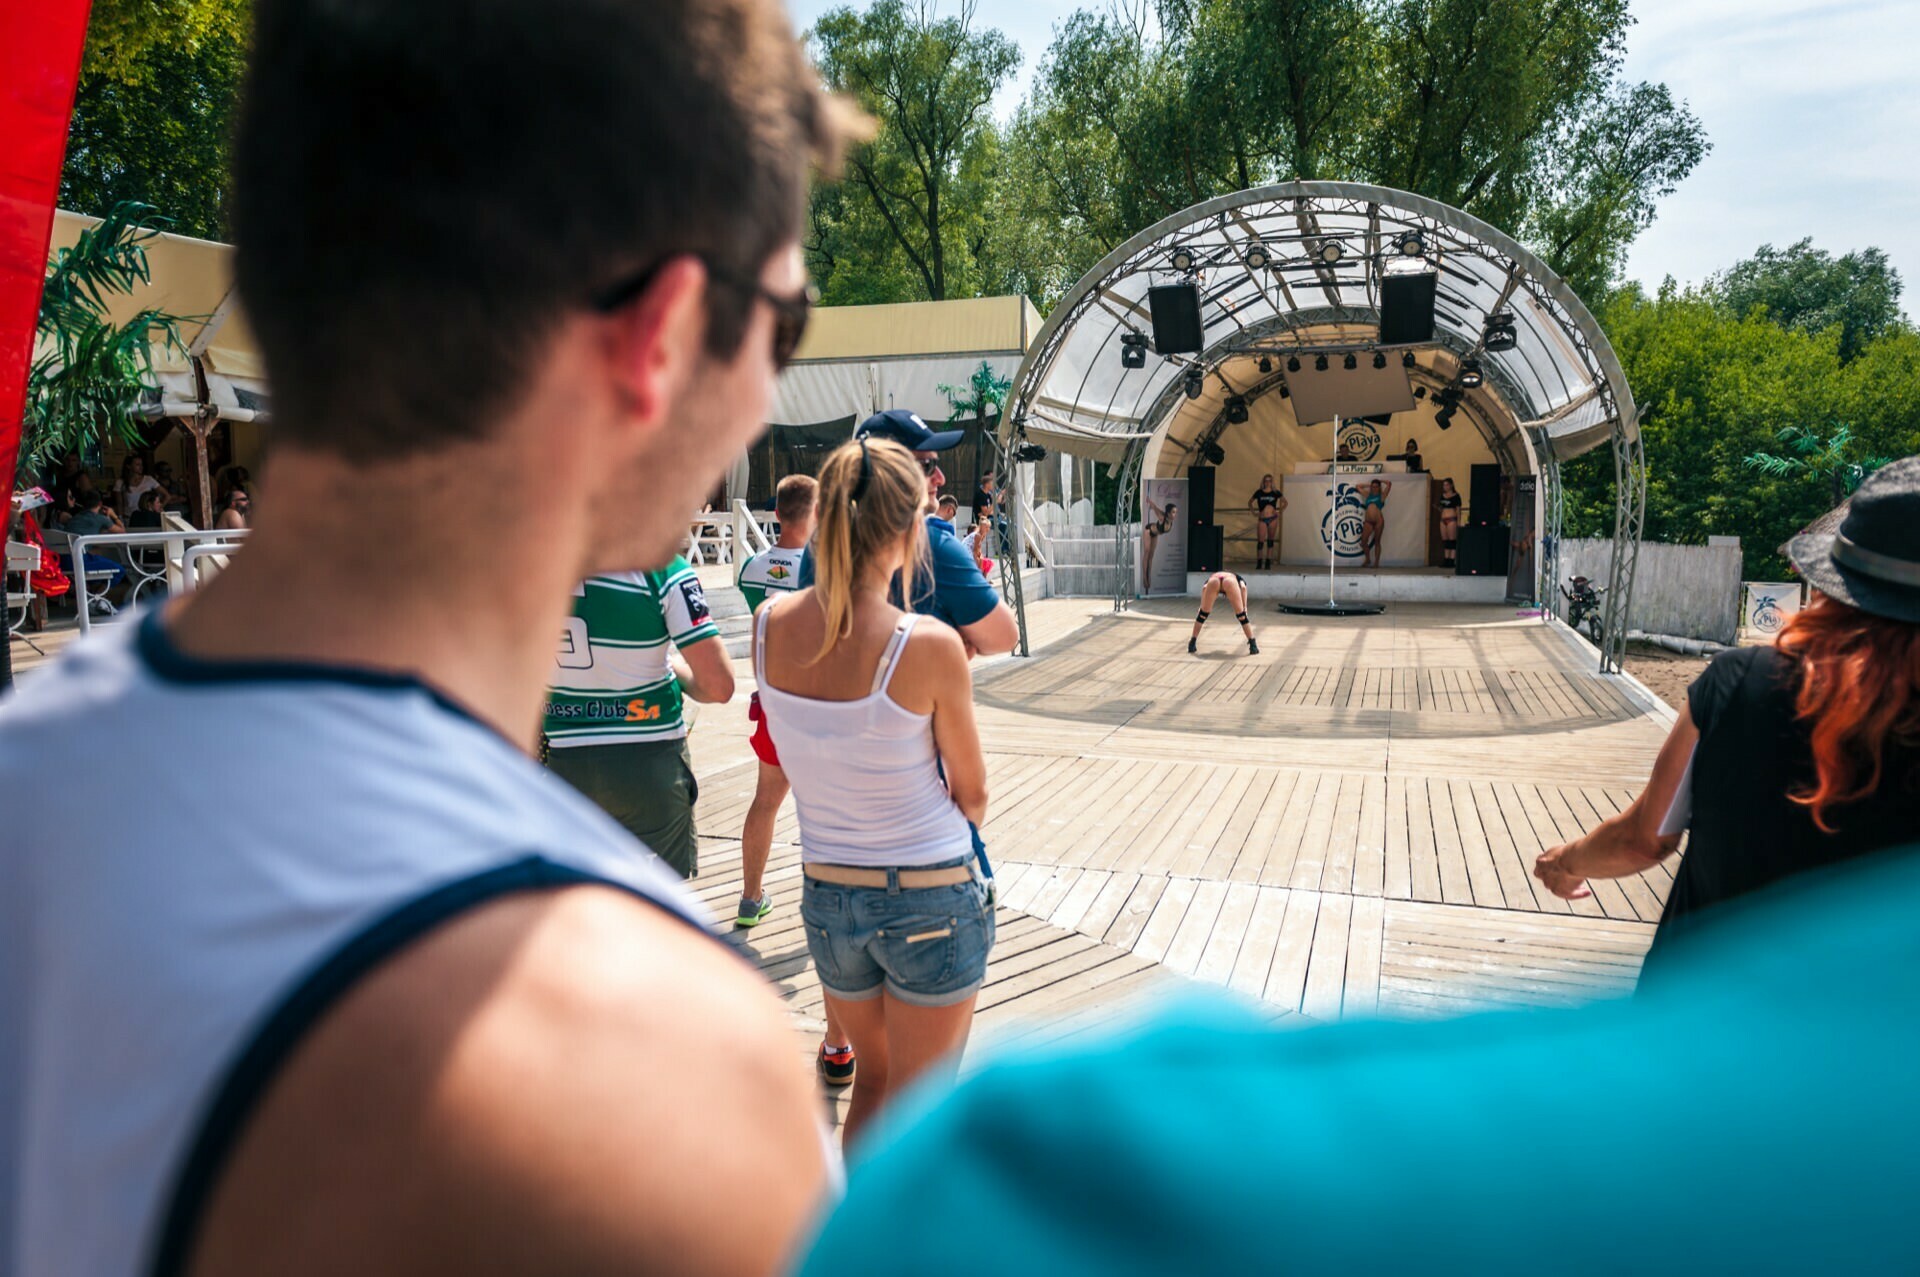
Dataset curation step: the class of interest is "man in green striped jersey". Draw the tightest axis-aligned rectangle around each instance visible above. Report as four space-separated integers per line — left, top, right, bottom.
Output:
546 557 736 877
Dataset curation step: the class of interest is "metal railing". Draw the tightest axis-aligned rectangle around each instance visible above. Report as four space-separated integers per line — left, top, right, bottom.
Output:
71 528 248 633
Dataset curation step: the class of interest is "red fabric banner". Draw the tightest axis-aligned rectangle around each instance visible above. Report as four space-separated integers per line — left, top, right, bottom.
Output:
0 3 94 502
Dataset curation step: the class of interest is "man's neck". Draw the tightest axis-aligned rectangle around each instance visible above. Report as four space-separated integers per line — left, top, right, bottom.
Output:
775 532 809 550
166 447 586 751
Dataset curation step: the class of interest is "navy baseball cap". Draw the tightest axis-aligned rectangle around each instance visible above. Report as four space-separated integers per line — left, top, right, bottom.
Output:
854 409 966 452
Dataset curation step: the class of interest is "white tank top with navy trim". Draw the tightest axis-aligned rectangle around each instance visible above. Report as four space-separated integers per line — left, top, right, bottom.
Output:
0 609 710 1277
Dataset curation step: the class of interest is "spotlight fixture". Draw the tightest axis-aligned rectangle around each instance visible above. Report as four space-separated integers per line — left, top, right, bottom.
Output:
1014 442 1049 462
1437 386 1462 408
1372 351 1387 370
1184 368 1205 400
1201 440 1227 465
1402 351 1417 369
1170 247 1196 272
1483 310 1518 353
1278 382 1290 399
1459 358 1484 390
1314 354 1329 372
1287 355 1302 373
1120 331 1147 369
1413 386 1427 400
1245 244 1270 271
1225 395 1249 424
1343 353 1358 371
1258 354 1273 374
1396 232 1426 257
1319 241 1343 265
1434 406 1456 431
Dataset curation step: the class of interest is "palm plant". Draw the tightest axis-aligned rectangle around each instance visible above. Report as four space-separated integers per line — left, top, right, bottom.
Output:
939 358 1015 494
22 201 184 473
1743 423 1891 508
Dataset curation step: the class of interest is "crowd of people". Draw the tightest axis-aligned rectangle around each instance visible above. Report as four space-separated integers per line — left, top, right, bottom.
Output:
5 2 1920 1275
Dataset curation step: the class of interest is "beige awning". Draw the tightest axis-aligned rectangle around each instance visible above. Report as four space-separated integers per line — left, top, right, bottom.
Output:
790 295 1040 363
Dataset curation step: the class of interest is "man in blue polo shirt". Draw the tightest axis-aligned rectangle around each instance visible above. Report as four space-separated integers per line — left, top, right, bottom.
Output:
790 409 1016 1087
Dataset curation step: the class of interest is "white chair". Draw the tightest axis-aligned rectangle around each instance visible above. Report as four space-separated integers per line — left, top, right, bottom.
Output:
7 540 44 655
688 516 731 566
41 527 121 616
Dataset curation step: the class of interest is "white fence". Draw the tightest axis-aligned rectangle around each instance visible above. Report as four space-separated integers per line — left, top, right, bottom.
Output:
1559 537 1743 644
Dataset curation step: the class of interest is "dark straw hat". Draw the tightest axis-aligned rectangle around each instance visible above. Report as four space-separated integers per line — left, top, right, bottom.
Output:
1786 455 1920 624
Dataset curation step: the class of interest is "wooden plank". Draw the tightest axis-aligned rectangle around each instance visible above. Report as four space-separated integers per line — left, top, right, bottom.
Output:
1161 879 1230 975
1264 889 1322 1011
1131 876 1200 965
1301 893 1353 1020
1344 895 1386 1017
1227 887 1290 1000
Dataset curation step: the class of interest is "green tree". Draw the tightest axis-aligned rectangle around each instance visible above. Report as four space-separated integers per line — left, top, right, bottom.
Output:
806 0 1021 303
1744 424 1891 509
1712 239 1905 363
1005 0 1707 303
59 0 249 241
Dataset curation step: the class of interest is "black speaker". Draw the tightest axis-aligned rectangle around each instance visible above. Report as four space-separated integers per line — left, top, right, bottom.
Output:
1188 524 1224 573
1456 524 1508 576
1186 465 1216 527
1148 284 1205 354
1469 464 1502 525
1379 269 1437 345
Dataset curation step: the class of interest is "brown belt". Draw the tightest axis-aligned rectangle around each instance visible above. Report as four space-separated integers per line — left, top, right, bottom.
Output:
803 863 975 889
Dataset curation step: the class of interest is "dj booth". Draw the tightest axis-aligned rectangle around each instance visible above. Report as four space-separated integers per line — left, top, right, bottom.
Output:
1279 462 1428 568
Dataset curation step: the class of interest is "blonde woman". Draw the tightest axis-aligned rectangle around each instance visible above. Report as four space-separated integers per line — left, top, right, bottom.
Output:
755 437 993 1143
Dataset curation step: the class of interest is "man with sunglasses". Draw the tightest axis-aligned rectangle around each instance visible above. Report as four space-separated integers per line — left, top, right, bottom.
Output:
0 3 852 1276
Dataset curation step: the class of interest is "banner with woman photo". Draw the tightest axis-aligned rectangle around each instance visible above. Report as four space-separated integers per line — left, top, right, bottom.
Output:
1139 477 1188 596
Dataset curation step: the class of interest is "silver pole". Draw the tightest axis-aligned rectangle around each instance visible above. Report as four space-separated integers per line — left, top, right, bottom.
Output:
1328 415 1340 606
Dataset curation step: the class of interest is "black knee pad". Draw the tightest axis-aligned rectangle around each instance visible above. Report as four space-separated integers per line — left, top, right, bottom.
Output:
1195 609 1211 624
1235 611 1249 625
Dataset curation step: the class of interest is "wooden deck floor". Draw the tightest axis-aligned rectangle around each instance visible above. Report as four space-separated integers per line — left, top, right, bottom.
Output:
688 596 1676 1072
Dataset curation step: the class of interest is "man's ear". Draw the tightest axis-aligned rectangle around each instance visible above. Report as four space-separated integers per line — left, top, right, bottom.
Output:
605 256 708 433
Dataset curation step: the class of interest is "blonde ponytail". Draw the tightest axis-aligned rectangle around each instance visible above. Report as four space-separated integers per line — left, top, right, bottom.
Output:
809 437 928 664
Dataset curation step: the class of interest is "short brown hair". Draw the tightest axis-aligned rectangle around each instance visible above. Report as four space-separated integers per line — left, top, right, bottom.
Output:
233 0 849 462
775 474 818 523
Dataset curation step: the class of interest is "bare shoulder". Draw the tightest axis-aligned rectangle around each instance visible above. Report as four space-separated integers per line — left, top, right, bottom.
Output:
904 615 969 667
190 886 827 1277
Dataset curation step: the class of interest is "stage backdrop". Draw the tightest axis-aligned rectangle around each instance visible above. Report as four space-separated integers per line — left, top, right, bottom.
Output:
1140 477 1188 595
1280 473 1426 568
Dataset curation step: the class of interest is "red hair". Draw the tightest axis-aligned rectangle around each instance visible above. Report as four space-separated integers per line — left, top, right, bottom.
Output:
1775 593 1920 832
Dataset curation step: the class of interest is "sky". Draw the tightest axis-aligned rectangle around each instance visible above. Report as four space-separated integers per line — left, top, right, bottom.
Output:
785 0 1920 304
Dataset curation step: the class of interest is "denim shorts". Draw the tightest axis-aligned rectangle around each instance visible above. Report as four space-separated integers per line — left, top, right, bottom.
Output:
800 859 996 1008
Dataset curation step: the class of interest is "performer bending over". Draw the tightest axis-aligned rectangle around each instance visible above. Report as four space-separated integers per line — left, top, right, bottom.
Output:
1435 476 1461 567
1141 495 1177 593
1190 571 1258 655
1360 478 1393 569
1248 475 1285 569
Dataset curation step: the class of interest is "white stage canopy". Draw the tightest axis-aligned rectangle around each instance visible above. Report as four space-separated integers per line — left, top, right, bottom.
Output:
1002 182 1637 470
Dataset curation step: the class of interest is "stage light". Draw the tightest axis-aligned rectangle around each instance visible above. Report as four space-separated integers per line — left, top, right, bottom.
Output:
1120 331 1147 369
1343 353 1358 371
1201 440 1227 465
1483 310 1517 352
1245 244 1270 271
1434 406 1455 431
1413 386 1427 399
1170 248 1196 272
1287 355 1301 373
1372 351 1387 370
1258 354 1273 374
1184 368 1205 399
1014 442 1049 462
1402 351 1417 369
1319 241 1344 265
1397 232 1426 257
1315 354 1329 372
1437 386 1462 407
1225 395 1249 424
1278 382 1290 398
1459 358 1484 389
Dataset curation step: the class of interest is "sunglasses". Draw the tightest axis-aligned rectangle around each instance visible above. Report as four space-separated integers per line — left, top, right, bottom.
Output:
593 257 815 370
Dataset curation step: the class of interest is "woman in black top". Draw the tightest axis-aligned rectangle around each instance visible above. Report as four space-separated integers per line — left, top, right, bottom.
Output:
1434 477 1462 567
1247 475 1285 570
1534 458 1920 972
1140 495 1177 593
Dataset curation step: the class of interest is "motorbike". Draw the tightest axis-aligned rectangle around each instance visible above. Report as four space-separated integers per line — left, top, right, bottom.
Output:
1560 576 1606 645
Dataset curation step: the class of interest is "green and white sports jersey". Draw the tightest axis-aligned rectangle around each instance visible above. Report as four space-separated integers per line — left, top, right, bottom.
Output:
545 558 719 747
736 544 808 613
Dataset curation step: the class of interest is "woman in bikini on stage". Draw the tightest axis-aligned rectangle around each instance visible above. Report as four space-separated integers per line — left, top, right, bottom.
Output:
1190 570 1257 656
1141 495 1177 593
1248 475 1285 570
1360 477 1392 569
1435 477 1462 568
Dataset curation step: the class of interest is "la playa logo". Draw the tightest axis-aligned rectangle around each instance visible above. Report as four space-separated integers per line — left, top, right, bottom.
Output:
1320 484 1366 559
1339 421 1381 461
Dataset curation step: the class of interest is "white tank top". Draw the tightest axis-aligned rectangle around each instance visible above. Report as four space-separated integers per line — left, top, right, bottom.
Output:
0 610 710 1277
754 602 973 867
